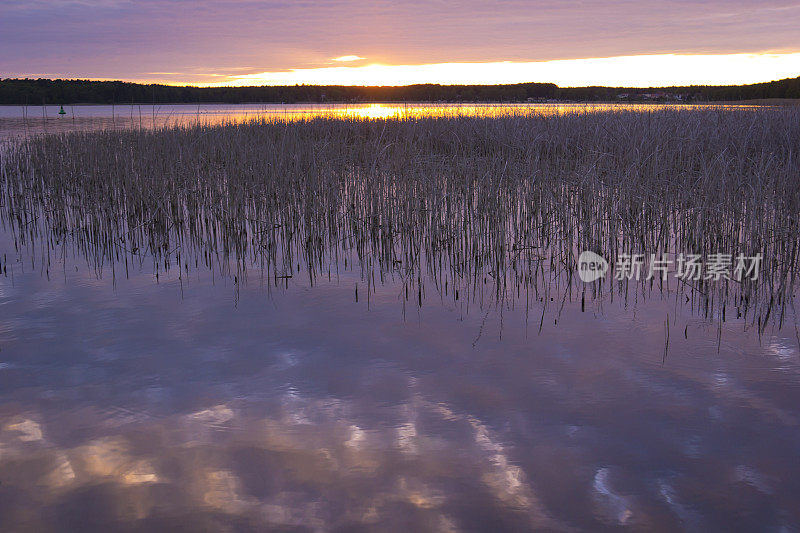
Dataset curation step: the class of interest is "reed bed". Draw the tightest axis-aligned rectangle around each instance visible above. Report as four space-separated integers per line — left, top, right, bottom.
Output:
2 107 799 331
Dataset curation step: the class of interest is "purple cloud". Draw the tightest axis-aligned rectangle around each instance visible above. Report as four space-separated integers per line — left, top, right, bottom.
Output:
1 0 799 83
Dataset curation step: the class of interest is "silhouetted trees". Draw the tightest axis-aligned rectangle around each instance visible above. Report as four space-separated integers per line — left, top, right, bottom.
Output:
0 76 798 105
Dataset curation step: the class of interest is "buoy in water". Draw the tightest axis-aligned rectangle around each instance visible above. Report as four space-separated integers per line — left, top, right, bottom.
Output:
58 105 66 115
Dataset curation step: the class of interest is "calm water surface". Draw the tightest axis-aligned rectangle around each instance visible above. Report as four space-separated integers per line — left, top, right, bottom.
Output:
0 102 755 142
0 106 799 531
1 228 799 531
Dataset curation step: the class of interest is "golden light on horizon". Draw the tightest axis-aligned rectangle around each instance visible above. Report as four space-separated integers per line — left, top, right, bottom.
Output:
196 53 800 88
343 104 403 119
332 55 365 62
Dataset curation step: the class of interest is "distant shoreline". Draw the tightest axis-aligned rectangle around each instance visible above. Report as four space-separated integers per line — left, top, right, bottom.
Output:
2 77 799 105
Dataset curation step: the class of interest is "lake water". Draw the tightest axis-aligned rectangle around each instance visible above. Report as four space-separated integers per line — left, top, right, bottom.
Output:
0 102 755 142
1 105 799 531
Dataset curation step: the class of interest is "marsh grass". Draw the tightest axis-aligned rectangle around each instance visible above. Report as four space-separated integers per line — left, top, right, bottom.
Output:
1 107 799 332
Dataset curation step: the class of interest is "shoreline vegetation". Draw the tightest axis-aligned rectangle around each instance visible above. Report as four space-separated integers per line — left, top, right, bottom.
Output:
1 76 799 105
2 107 799 333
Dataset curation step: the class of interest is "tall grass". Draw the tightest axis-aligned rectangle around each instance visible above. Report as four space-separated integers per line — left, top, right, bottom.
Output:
2 107 799 329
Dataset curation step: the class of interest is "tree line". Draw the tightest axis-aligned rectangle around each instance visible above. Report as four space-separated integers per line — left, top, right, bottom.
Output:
0 76 798 105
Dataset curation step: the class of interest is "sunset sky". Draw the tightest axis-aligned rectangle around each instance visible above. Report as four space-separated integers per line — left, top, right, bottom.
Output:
2 0 800 87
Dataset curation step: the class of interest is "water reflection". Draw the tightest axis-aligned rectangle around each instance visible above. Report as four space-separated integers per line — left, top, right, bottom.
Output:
0 102 757 141
1 106 799 530
1 244 799 530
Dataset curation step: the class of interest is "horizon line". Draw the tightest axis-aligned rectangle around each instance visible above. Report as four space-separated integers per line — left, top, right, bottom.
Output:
6 53 800 89
195 53 800 89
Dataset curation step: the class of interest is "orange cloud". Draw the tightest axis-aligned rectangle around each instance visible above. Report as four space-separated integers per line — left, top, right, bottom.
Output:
200 53 800 88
